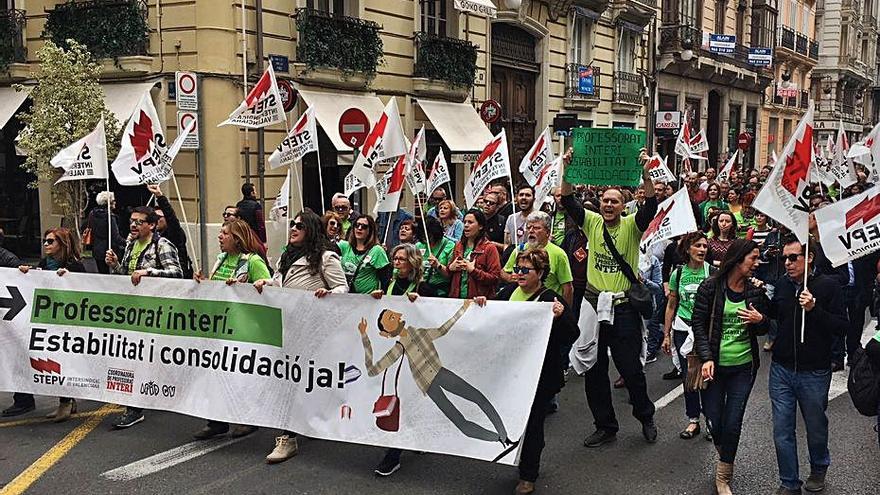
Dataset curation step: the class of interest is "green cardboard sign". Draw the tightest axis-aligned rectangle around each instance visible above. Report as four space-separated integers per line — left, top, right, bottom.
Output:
565 128 646 186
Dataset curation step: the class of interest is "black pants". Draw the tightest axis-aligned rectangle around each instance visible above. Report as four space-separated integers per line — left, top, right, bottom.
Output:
571 286 586 322
584 302 655 433
11 393 71 405
518 387 554 482
846 287 868 360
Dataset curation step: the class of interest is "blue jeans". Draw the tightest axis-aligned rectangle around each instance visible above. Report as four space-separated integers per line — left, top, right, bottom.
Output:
646 293 667 357
673 330 701 420
769 362 832 490
700 363 755 463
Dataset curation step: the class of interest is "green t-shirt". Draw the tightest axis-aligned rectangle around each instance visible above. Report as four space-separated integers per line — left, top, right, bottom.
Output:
669 263 710 321
211 253 271 283
700 200 728 220
874 329 880 344
581 210 642 293
128 238 150 273
338 241 390 294
504 242 573 295
459 245 474 299
342 218 351 237
719 294 752 366
509 287 536 302
416 238 455 294
552 211 566 246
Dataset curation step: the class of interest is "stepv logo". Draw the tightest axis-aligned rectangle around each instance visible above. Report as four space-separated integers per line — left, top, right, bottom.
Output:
31 357 65 386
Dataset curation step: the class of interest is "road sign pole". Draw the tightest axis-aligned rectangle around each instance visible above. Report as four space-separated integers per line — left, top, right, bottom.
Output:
196 75 208 273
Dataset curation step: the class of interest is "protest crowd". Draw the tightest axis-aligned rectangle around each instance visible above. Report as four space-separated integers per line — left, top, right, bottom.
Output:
3 70 880 495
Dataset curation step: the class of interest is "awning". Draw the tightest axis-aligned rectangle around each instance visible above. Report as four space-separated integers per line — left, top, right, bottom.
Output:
416 99 493 152
101 81 160 123
0 87 29 129
454 0 497 18
297 89 387 152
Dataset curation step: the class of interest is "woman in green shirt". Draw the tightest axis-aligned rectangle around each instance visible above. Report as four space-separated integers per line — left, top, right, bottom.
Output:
699 182 728 220
338 214 391 294
691 239 770 495
193 219 271 440
662 231 712 440
416 216 455 296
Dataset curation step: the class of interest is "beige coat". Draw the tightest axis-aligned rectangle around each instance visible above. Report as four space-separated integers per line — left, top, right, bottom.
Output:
271 250 348 293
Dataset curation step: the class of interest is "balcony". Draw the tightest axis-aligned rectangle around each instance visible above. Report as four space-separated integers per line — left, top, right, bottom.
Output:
44 1 149 62
779 26 795 51
795 34 808 56
292 8 382 89
809 40 819 60
564 63 601 110
412 32 477 102
800 90 809 109
613 70 642 112
0 9 27 80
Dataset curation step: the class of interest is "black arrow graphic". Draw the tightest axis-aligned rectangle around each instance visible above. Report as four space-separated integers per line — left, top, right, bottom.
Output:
1 286 25 321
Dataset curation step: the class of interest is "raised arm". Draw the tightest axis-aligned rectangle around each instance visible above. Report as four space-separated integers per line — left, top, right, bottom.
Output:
427 299 472 339
360 329 404 377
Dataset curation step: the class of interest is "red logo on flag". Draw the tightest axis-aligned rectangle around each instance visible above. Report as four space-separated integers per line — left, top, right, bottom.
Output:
293 113 309 134
780 126 813 196
245 71 272 108
473 137 503 172
845 193 880 228
30 358 61 374
361 113 389 158
529 134 546 162
131 111 154 161
642 201 674 241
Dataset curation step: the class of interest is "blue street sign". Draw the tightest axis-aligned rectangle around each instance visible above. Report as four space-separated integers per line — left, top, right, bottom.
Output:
269 54 289 73
577 66 594 95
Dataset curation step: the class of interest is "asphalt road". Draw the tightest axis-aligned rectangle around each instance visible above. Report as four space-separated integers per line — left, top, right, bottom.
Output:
1 332 878 495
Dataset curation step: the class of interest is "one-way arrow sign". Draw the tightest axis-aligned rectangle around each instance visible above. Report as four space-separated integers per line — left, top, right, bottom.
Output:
1 286 25 321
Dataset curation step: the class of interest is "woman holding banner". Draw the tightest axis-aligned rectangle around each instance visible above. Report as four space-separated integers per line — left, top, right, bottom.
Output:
252 210 349 464
338 214 391 294
8 228 86 422
448 210 501 300
416 216 455 297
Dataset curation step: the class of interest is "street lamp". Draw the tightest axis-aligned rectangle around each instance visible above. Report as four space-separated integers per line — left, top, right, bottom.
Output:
681 37 695 62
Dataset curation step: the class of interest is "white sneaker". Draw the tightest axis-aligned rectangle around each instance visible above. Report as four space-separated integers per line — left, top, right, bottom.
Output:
265 435 298 464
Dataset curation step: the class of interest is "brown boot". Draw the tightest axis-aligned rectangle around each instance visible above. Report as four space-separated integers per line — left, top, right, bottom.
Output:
715 461 734 495
514 480 535 494
47 399 77 423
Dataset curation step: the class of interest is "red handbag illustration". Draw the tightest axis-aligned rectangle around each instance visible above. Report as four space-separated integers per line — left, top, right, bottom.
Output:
373 344 405 432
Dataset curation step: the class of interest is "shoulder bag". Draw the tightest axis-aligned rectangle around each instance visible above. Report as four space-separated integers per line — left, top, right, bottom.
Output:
602 224 653 319
685 288 717 392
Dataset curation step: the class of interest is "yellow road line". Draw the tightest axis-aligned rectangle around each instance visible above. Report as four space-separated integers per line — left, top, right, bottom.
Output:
0 407 123 428
0 403 117 495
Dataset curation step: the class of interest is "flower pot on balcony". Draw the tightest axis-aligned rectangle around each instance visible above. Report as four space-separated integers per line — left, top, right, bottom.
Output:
412 77 469 102
292 63 370 90
0 62 30 82
100 55 153 78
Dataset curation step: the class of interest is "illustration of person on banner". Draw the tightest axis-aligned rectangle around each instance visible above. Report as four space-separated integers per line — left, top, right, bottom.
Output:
357 299 519 461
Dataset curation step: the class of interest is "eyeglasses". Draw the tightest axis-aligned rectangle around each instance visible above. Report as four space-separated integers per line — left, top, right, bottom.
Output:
392 256 408 263
354 223 370 230
430 196 445 202
512 265 533 275
783 253 804 263
222 212 237 218
43 238 56 246
327 221 339 227
130 219 147 226
291 222 305 231
483 200 497 206
333 205 350 212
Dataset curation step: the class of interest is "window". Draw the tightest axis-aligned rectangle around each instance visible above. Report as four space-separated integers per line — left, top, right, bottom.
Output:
570 13 594 65
841 25 849 58
802 5 809 34
307 0 345 15
768 117 779 155
788 0 796 27
420 0 448 36
714 0 727 33
751 0 778 48
685 98 701 129
616 30 636 73
659 93 678 111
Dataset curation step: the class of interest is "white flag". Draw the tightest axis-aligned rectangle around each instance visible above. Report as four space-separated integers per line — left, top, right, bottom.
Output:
350 98 407 187
519 127 555 187
533 157 562 205
219 65 287 128
848 121 880 169
405 126 428 195
111 92 177 186
675 121 708 160
752 107 813 243
269 170 291 223
374 152 408 214
815 184 880 267
716 149 738 184
639 187 698 255
426 151 451 195
463 130 511 209
830 119 857 188
645 155 676 183
269 106 318 169
52 118 108 184
771 149 779 167
343 171 365 198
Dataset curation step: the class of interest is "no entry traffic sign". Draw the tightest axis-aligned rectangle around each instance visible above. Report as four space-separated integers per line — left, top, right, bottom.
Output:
175 71 198 111
177 111 200 150
338 108 370 148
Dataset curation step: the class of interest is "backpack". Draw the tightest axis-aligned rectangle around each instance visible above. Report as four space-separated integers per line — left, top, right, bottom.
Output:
847 346 879 417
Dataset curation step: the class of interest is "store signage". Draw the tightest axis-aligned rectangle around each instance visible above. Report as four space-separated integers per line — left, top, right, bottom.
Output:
748 48 773 67
577 66 595 95
655 111 681 137
709 34 736 54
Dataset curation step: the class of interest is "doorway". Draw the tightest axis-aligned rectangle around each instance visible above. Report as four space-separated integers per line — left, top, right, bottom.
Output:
707 90 722 167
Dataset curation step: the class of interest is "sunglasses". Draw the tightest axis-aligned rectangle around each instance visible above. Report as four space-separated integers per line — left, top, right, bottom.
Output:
222 212 237 218
334 205 350 212
130 219 147 226
512 265 533 275
783 253 804 263
43 238 56 246
483 200 497 206
327 220 339 227
291 222 306 231
354 223 370 230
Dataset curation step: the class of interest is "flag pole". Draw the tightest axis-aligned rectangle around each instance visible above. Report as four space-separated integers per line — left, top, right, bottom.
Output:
316 145 327 213
282 119 305 216
801 233 809 344
169 172 201 274
415 191 432 254
106 177 112 256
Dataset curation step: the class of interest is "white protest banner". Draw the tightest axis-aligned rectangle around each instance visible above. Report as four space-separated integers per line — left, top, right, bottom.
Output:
533 156 562 206
405 126 428 195
519 127 554 187
351 98 407 187
464 130 511 209
269 169 291 223
51 118 108 184
111 92 177 186
0 269 552 465
815 184 880 267
829 119 857 188
675 121 708 160
427 151 451 194
219 65 287 128
716 149 738 184
269 106 318 170
374 152 408 214
639 187 698 255
344 171 366 198
645 154 676 183
753 107 813 243
848 121 880 169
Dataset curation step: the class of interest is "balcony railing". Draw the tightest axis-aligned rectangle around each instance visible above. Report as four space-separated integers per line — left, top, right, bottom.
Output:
294 8 382 77
613 71 642 105
659 24 703 53
809 40 819 60
779 26 795 50
786 95 797 107
565 63 601 100
0 9 26 70
413 32 477 88
800 90 809 109
44 0 149 59
796 34 808 55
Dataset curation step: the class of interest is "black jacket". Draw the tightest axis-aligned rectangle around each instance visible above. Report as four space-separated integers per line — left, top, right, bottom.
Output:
0 247 21 268
155 195 193 278
37 257 86 273
692 276 771 372
770 272 848 371
497 285 579 395
86 206 126 257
